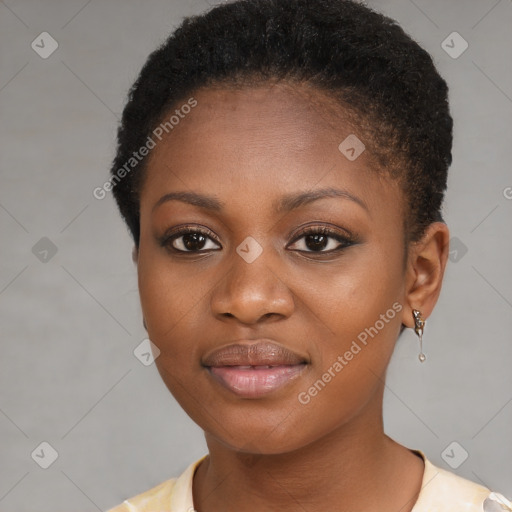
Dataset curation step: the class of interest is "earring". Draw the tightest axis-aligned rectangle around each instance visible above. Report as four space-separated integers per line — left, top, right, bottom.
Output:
143 318 147 330
412 309 426 362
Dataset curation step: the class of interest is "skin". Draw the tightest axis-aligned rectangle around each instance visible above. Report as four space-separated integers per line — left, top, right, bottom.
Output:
134 82 450 512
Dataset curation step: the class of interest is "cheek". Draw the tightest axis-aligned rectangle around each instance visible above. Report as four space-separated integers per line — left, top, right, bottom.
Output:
137 249 211 346
292 243 404 407
293 241 404 340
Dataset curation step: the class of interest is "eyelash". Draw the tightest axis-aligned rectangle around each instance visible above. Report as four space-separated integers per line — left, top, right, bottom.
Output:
159 224 356 255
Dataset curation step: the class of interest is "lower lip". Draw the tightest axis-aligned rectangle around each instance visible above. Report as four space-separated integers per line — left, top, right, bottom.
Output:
207 364 306 398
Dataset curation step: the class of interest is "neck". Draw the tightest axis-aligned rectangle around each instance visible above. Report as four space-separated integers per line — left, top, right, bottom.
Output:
192 386 424 512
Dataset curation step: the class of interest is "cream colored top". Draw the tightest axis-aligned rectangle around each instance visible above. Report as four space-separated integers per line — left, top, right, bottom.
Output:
106 450 511 512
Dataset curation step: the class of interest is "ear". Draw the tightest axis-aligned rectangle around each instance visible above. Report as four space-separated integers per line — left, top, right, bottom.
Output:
401 222 450 328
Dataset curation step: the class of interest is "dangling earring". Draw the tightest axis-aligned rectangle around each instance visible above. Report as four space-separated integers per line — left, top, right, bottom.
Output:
412 309 426 362
143 318 147 331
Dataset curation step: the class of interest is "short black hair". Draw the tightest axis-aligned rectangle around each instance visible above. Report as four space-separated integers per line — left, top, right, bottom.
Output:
110 0 452 250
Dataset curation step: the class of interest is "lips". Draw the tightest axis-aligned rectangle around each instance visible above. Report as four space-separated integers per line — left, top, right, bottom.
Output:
202 339 308 398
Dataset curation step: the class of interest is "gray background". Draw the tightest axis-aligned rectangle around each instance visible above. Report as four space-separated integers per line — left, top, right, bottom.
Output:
1 0 511 510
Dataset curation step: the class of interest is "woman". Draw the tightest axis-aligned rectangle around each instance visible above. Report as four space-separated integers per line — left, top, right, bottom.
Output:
106 0 511 510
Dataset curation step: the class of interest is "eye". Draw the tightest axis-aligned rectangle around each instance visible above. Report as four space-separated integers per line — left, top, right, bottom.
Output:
288 226 355 253
160 225 356 254
161 226 221 253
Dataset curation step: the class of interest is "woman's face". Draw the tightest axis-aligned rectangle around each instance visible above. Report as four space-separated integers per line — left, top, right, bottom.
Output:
137 82 409 454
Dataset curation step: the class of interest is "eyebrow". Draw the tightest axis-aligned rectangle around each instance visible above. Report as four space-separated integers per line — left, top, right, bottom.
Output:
152 187 369 214
275 187 369 214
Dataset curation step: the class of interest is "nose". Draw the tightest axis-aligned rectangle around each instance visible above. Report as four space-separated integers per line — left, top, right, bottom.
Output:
210 246 295 325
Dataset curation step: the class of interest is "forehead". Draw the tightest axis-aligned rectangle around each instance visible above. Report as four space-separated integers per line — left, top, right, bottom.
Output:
141 82 403 223
153 82 362 162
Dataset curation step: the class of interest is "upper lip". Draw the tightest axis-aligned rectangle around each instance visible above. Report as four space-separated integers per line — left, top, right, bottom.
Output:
202 339 308 367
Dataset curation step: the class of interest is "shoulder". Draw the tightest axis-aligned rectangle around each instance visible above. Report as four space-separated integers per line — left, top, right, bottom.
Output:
105 477 178 512
413 452 512 512
105 454 208 512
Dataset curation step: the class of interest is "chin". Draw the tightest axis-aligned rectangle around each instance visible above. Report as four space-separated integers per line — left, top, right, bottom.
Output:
199 406 323 456
212 430 308 456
